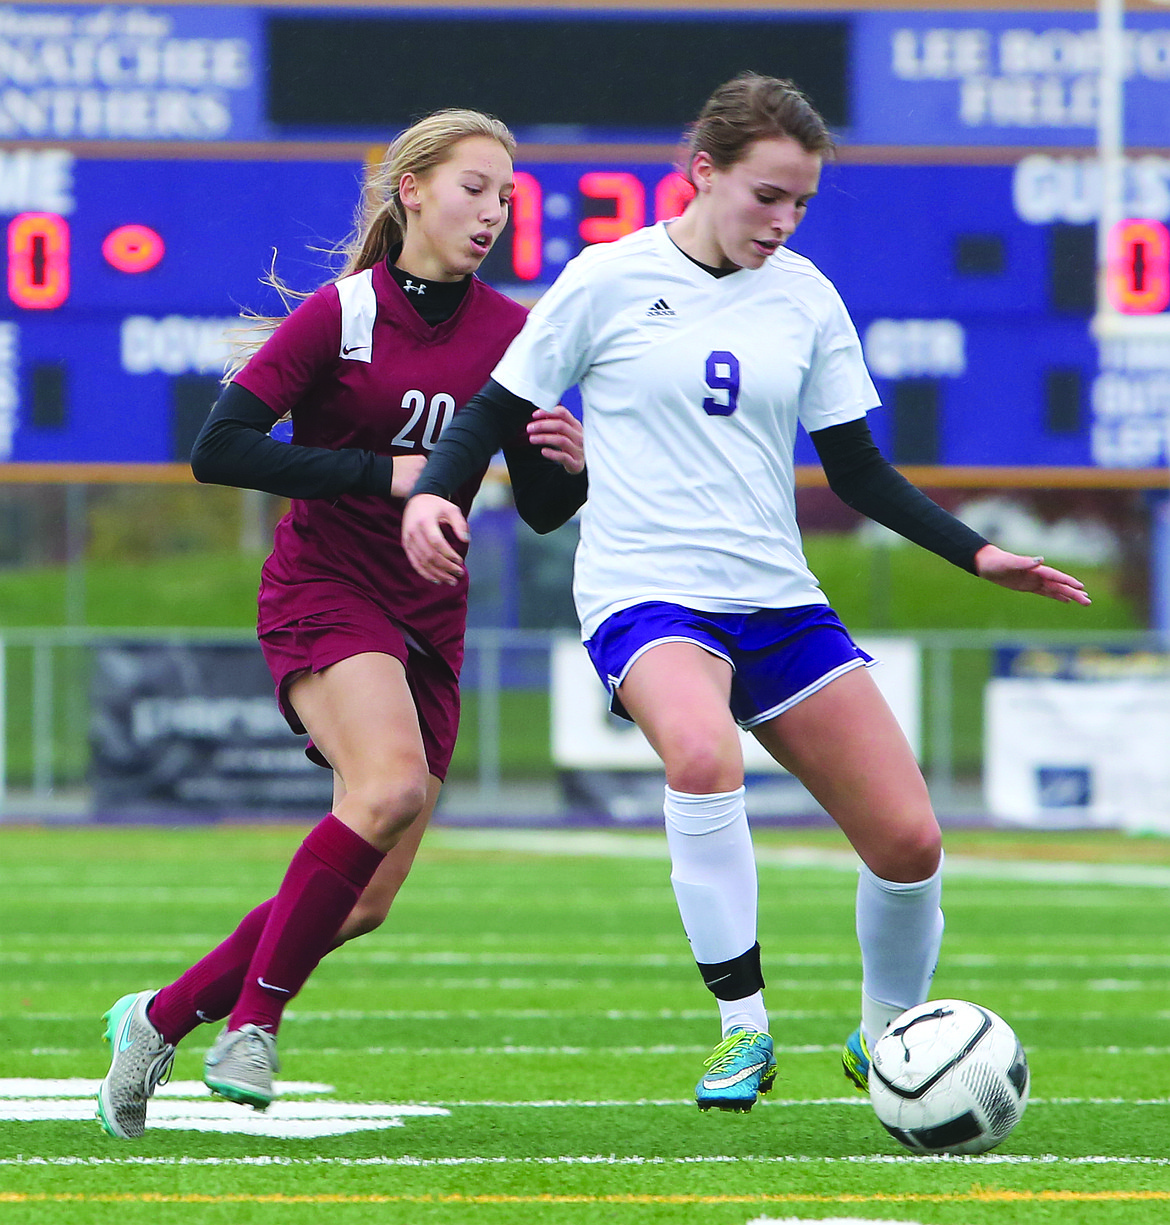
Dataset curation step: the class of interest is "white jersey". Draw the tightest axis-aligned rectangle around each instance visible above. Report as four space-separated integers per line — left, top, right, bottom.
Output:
492 221 880 640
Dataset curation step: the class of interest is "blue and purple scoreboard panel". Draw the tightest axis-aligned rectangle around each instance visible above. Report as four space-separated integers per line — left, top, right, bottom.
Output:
0 3 1168 470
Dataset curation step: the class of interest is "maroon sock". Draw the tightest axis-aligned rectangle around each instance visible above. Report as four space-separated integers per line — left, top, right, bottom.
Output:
147 898 275 1046
229 814 384 1034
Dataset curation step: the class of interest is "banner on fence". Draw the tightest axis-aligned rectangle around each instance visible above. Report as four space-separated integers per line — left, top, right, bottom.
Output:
984 646 1170 831
90 640 331 816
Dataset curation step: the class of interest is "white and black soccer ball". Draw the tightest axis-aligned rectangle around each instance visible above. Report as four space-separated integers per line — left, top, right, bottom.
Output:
868 999 1030 1155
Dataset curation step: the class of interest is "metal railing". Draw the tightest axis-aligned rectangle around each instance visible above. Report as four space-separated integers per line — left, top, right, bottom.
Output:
1 625 1166 818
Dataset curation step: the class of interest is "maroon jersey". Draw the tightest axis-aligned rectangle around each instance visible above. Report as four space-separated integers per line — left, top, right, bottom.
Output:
235 259 527 678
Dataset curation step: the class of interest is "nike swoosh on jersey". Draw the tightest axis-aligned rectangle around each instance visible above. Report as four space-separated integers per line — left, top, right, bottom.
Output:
342 344 368 355
700 1062 768 1090
256 976 291 994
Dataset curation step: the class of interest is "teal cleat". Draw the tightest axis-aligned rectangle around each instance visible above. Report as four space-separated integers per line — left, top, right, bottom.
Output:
695 1027 776 1113
842 1026 871 1092
96 990 175 1139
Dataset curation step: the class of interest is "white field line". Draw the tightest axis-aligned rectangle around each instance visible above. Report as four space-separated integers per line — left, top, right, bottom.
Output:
0 1081 449 1138
9 850 1170 906
281 1007 1170 1022
8 950 1170 967
3 1081 1168 1110
3 1081 1168 1138
280 1045 818 1057
14 1046 843 1059
5 1096 1170 1109
6 1008 834 1023
749 1218 919 1225
1 889 254 904
243 1044 1170 1059
322 977 1170 993
14 846 1127 894
200 1044 1170 1059
0 932 684 949
21 1043 1170 1059
432 829 1170 888
0 1079 332 1098
13 1008 1170 1023
2 930 1162 957
4 1152 1170 1168
280 1045 1170 1058
9 977 1170 997
418 1096 1170 1108
0 1103 447 1140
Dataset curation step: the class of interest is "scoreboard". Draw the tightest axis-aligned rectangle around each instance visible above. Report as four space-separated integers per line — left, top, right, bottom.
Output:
1 149 1168 469
0 2 1169 472
1108 219 1170 317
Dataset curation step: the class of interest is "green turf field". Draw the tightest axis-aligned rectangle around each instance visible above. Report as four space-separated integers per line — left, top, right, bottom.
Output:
2 823 1168 1224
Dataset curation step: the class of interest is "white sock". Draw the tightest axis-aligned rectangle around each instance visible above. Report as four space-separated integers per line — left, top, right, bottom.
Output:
664 785 767 1033
855 854 944 1046
718 993 769 1036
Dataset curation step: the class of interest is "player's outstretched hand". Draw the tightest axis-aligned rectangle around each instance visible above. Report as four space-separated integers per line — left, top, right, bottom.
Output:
527 405 585 474
974 544 1091 605
402 493 469 586
390 454 428 499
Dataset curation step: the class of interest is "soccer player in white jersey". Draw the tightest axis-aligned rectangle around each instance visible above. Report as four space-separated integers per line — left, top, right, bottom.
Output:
402 73 1091 1112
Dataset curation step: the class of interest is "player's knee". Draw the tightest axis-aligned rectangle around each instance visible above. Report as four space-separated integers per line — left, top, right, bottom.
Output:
662 736 741 795
336 899 390 944
875 822 943 883
353 771 430 843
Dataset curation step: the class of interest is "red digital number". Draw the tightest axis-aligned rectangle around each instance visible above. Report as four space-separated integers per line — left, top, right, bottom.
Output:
510 171 542 281
8 211 69 309
578 171 645 244
654 171 695 220
1107 219 1170 315
103 224 165 274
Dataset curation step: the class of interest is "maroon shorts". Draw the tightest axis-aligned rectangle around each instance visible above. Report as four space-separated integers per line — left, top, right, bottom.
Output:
258 603 461 782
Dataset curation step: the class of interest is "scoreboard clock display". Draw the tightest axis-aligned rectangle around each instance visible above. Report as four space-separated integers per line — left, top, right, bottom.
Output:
0 150 1163 468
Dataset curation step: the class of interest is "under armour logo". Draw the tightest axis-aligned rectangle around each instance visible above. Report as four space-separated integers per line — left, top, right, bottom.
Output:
403 280 426 295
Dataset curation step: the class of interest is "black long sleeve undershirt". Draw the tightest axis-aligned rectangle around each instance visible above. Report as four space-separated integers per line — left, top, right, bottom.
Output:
398 376 587 531
191 382 397 500
191 380 587 533
412 379 539 500
500 435 589 534
811 417 988 574
415 381 988 574
410 378 590 533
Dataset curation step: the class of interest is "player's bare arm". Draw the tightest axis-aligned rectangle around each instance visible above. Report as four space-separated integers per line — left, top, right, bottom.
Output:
389 454 428 498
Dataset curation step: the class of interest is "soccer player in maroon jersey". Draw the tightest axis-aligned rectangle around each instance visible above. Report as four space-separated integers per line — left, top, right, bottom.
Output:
96 109 587 1139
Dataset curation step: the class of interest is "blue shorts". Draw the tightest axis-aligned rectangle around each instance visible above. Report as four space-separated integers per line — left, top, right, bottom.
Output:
583 601 874 729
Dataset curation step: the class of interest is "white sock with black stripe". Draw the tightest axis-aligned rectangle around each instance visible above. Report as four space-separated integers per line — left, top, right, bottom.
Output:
664 785 768 1035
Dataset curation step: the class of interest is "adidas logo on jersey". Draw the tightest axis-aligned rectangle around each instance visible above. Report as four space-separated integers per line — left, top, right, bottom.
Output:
646 298 675 317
